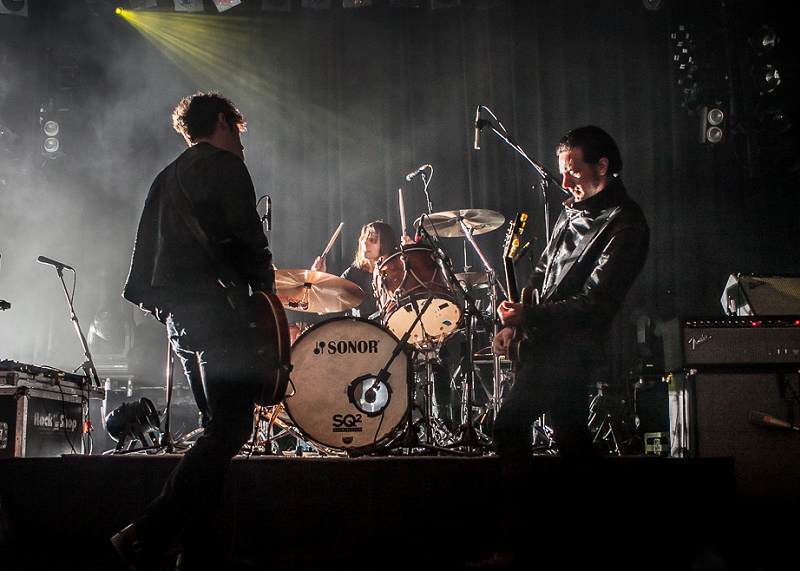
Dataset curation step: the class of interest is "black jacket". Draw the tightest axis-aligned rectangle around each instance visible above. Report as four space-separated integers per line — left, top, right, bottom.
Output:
511 177 649 361
123 143 274 316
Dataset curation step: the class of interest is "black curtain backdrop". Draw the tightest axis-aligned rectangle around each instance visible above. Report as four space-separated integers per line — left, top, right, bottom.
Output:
0 0 798 381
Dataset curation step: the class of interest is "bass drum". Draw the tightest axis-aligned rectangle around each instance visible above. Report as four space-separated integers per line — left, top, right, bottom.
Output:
284 317 410 454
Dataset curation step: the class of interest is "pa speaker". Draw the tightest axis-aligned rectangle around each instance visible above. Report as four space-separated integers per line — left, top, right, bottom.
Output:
673 370 800 508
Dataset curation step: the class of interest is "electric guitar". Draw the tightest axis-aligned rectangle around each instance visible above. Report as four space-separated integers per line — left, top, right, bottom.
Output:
250 290 292 407
502 212 530 304
501 213 536 362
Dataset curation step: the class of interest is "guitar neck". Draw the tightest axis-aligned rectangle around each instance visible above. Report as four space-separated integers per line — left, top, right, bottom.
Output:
504 255 519 303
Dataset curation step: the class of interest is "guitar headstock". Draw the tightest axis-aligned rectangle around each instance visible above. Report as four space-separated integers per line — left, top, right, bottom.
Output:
503 212 528 259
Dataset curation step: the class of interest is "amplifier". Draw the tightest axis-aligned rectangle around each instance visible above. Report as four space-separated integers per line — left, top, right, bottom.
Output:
662 316 800 372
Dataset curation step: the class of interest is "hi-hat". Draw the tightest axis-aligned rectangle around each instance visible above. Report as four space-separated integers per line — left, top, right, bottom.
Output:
275 269 364 314
455 271 489 289
415 209 504 238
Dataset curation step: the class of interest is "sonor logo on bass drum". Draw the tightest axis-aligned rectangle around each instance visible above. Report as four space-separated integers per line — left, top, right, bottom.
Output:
313 339 380 355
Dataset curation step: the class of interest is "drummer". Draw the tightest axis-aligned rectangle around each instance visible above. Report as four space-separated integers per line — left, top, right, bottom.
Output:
312 220 410 320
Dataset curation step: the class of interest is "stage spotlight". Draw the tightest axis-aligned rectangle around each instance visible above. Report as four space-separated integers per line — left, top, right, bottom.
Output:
104 397 162 451
0 0 28 17
174 0 204 11
40 114 62 156
752 25 778 56
343 0 372 7
700 106 725 144
754 64 781 95
43 120 59 137
211 0 241 12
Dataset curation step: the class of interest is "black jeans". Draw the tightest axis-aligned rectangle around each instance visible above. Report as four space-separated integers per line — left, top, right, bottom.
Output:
135 300 260 560
491 348 602 564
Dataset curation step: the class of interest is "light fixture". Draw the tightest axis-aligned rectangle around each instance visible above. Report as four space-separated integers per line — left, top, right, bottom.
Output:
43 120 59 137
104 397 161 451
752 25 778 56
43 137 60 153
754 64 781 94
174 0 204 12
40 113 62 156
343 0 372 7
0 0 28 16
211 0 241 12
701 106 724 144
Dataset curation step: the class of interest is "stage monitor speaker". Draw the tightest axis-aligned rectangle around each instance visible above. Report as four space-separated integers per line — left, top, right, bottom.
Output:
721 274 800 316
669 370 800 508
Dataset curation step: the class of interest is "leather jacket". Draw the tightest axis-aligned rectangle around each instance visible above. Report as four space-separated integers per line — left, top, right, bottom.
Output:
123 143 274 317
509 177 649 362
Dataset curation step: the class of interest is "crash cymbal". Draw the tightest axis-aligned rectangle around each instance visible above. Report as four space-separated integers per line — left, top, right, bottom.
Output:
414 209 505 238
275 269 364 314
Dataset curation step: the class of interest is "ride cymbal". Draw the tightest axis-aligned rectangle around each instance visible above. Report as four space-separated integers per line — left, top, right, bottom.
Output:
415 209 504 238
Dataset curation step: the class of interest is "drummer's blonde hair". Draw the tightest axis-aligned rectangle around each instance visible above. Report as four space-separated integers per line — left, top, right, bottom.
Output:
353 221 399 271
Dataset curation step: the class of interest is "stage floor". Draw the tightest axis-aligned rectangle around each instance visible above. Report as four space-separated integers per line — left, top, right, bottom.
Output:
1 451 790 570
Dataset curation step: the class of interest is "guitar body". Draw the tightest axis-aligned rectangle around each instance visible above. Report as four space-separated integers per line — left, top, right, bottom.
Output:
250 291 292 406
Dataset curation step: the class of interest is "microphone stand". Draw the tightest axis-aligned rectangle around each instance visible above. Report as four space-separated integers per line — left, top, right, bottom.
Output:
47 265 101 389
478 106 570 249
417 222 492 451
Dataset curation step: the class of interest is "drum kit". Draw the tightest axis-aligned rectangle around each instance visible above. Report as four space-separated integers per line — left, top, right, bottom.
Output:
252 208 515 458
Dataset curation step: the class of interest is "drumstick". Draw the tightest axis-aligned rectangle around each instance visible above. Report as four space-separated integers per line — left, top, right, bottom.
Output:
321 222 344 259
399 188 408 238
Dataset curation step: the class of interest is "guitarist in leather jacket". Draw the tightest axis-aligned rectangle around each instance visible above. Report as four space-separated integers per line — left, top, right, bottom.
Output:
113 92 277 571
491 126 649 566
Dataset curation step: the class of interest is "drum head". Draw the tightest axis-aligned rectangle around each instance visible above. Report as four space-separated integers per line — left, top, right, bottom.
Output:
384 294 461 347
285 317 410 453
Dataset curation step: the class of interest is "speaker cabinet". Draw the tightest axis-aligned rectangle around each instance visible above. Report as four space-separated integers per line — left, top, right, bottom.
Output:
670 370 800 508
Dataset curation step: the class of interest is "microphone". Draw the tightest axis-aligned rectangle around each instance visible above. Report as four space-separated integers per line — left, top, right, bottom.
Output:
473 105 483 150
37 255 74 272
405 164 430 181
262 195 272 231
748 411 799 431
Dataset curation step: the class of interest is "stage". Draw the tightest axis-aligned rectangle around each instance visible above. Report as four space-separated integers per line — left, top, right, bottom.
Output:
1 451 790 571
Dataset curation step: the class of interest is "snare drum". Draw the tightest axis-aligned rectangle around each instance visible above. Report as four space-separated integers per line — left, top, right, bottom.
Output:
374 245 461 348
284 317 410 454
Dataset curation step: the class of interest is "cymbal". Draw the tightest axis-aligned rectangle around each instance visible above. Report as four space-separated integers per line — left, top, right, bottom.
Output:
275 269 364 314
455 271 489 289
415 209 505 238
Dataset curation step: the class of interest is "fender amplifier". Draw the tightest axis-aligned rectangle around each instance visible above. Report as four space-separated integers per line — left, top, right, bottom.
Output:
663 316 800 372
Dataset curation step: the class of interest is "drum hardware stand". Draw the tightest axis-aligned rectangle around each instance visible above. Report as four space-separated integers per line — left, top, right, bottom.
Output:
250 404 345 457
414 349 459 448
416 223 494 452
378 296 472 456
